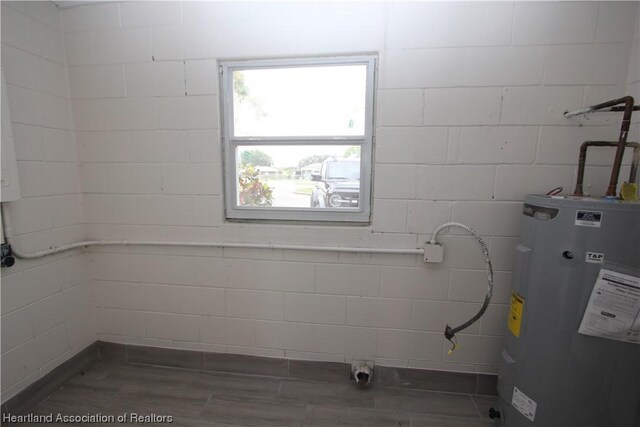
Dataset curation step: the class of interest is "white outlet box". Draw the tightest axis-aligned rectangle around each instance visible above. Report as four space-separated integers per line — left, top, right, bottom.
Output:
423 243 444 263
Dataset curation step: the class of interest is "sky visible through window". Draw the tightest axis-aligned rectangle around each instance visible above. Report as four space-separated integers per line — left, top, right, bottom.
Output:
228 61 370 213
233 64 366 138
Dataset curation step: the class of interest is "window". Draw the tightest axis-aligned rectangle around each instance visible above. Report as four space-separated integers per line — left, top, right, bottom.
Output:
220 56 375 222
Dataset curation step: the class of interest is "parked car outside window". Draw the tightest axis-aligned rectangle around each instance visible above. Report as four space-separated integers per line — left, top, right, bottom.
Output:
310 158 360 208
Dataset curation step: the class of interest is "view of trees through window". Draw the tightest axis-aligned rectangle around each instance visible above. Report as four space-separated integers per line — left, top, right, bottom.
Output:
223 57 373 220
232 65 365 209
236 145 361 208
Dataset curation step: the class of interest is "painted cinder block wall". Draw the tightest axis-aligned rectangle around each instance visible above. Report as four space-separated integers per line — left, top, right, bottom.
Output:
1 1 639 402
0 1 95 401
71 0 640 366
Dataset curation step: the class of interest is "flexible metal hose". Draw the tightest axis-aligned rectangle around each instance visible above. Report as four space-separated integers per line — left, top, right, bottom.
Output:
430 222 494 354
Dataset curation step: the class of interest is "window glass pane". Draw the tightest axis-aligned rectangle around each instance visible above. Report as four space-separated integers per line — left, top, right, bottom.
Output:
235 145 361 209
232 65 367 137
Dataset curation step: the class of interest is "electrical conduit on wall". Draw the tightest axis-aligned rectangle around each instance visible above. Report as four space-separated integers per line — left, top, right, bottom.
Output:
0 203 424 259
3 201 495 355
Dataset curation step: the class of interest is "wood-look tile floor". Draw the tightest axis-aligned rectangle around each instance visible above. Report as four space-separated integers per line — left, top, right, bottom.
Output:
25 361 496 426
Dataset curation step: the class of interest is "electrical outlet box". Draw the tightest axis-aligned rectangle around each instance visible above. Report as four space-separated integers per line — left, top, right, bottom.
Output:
423 243 444 263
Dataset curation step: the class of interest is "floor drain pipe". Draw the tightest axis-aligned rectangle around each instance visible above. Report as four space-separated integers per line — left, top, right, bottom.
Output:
351 361 373 386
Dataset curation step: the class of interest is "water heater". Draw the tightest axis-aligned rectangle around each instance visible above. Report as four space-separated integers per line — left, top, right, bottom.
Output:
494 195 640 426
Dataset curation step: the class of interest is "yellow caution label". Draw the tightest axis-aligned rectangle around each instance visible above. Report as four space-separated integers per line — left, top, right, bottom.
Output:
508 292 524 338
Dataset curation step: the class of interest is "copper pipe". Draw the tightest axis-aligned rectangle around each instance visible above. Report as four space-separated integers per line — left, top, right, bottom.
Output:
574 141 590 196
574 141 640 196
586 96 636 112
584 97 635 196
565 105 640 117
600 106 640 113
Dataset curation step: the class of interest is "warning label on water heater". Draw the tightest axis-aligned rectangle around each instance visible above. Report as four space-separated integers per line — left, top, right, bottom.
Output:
512 386 537 422
579 269 640 344
575 210 603 227
508 293 524 338
585 252 605 264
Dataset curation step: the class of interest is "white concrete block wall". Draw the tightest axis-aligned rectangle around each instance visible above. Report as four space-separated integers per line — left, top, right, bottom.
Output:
0 1 94 401
58 1 638 374
2 1 639 401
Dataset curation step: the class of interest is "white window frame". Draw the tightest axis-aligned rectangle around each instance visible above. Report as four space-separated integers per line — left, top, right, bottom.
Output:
220 55 376 223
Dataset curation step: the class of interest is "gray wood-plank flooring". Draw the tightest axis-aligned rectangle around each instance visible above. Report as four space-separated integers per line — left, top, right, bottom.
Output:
22 361 496 426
